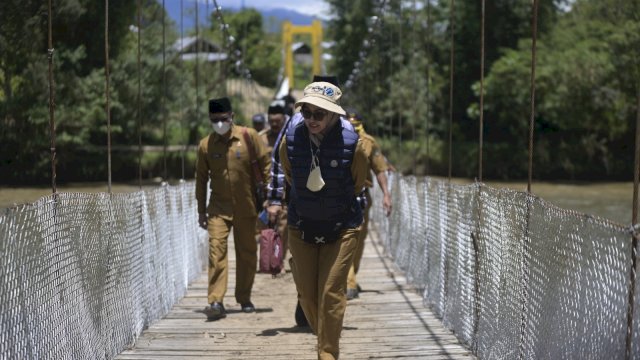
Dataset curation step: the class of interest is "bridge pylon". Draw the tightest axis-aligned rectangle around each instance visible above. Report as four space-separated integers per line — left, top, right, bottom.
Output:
282 20 323 89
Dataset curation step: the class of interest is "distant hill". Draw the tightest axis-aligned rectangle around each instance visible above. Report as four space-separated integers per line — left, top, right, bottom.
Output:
161 1 323 33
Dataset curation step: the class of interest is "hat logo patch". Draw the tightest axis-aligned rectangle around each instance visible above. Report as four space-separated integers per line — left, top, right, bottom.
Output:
324 88 334 97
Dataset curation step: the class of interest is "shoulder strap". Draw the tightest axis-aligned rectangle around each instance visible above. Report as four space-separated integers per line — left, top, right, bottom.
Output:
242 128 264 185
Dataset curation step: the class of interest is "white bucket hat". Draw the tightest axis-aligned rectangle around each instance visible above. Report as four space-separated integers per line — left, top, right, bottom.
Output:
295 81 346 116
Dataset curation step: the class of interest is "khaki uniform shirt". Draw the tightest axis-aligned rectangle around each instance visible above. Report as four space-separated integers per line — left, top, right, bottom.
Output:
277 135 369 197
195 125 271 220
259 129 280 154
359 131 388 188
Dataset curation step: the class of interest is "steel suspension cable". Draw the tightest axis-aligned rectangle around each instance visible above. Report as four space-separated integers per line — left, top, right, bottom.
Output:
162 0 168 181
527 0 539 193
195 0 200 131
411 0 417 173
105 0 112 194
518 2 539 359
448 0 455 182
47 0 57 194
137 0 142 188
180 0 186 180
478 0 485 182
425 0 431 175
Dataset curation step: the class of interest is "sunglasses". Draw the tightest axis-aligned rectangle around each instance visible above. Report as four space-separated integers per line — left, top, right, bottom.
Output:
301 108 327 121
210 115 231 123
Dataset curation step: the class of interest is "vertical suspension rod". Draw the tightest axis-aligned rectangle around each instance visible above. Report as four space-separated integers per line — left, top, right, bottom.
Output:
447 0 455 182
137 0 142 188
105 0 112 194
478 0 485 182
527 0 539 193
162 0 168 181
47 0 57 194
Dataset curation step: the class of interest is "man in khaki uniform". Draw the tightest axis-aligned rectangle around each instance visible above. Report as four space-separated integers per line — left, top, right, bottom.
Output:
196 97 271 320
346 110 392 300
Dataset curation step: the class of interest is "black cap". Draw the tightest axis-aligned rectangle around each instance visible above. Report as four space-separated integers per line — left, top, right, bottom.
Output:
268 104 285 115
345 107 362 121
252 113 266 123
312 75 340 88
209 97 232 113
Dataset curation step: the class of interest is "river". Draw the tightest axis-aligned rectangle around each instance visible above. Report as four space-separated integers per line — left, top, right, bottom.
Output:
0 179 635 226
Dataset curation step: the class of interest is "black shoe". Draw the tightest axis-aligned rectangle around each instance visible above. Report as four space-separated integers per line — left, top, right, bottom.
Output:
241 302 256 313
346 288 359 300
204 302 226 321
295 301 309 327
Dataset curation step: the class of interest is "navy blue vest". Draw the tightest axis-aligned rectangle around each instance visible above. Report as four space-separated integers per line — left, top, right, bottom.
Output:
285 118 363 243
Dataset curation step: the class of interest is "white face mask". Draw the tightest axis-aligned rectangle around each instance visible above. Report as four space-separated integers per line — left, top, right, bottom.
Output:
306 154 325 192
213 121 231 135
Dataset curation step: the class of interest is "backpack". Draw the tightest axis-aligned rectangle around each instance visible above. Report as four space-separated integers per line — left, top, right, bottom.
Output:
259 228 284 276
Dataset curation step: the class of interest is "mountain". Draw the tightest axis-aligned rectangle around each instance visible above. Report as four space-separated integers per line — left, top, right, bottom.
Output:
161 1 322 33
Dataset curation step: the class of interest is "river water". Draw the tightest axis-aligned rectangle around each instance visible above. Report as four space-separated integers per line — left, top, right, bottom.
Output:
0 180 635 226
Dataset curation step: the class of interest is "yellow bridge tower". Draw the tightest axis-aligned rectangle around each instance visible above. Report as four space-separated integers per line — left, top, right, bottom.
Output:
281 20 323 89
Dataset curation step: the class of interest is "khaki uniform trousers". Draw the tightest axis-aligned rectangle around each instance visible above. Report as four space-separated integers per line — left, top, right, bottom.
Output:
288 226 359 360
347 191 372 289
207 215 257 305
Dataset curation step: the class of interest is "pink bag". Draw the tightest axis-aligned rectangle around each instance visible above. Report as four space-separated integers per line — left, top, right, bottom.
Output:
259 228 284 276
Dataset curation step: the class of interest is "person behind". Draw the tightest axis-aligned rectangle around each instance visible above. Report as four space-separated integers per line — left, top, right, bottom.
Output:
196 97 271 320
257 100 290 262
268 81 367 359
251 113 267 134
280 87 296 117
345 110 392 300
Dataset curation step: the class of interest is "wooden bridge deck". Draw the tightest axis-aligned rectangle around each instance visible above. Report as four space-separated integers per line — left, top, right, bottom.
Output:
116 228 474 359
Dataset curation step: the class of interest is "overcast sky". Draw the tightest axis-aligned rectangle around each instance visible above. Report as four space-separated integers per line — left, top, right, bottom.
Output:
204 0 331 18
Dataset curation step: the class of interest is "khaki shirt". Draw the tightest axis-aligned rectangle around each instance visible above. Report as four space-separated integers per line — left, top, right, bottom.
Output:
195 125 271 220
259 129 280 154
359 131 388 188
277 135 368 196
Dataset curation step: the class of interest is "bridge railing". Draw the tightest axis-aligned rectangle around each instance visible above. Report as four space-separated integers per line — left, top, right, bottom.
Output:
371 174 638 359
0 182 207 359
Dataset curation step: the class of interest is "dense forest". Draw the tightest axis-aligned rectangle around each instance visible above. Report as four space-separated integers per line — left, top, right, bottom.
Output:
0 0 639 184
327 0 640 180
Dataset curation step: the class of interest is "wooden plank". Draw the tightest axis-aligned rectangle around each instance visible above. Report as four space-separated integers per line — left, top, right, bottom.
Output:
116 228 475 359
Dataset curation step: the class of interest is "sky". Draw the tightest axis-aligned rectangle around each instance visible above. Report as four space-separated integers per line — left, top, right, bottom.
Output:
200 0 331 18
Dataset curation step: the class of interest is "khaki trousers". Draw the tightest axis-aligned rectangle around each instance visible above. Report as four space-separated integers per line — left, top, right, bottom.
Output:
347 192 371 289
207 215 257 304
288 226 359 360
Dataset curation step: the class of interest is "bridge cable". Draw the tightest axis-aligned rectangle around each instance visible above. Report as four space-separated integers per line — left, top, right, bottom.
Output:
478 0 485 182
425 0 431 175
162 0 168 181
527 1 539 194
137 0 142 188
447 0 455 182
47 0 57 194
517 3 539 359
180 0 186 180
411 0 417 173
105 0 112 194
195 0 200 132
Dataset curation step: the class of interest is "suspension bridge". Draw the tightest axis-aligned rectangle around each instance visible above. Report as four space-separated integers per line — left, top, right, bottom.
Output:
2 0 640 359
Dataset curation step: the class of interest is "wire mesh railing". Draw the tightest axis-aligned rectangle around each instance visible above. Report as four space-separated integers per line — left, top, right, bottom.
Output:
371 173 638 359
0 182 207 359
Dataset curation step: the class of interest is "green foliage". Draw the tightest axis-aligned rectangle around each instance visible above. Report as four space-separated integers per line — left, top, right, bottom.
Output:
327 0 639 180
